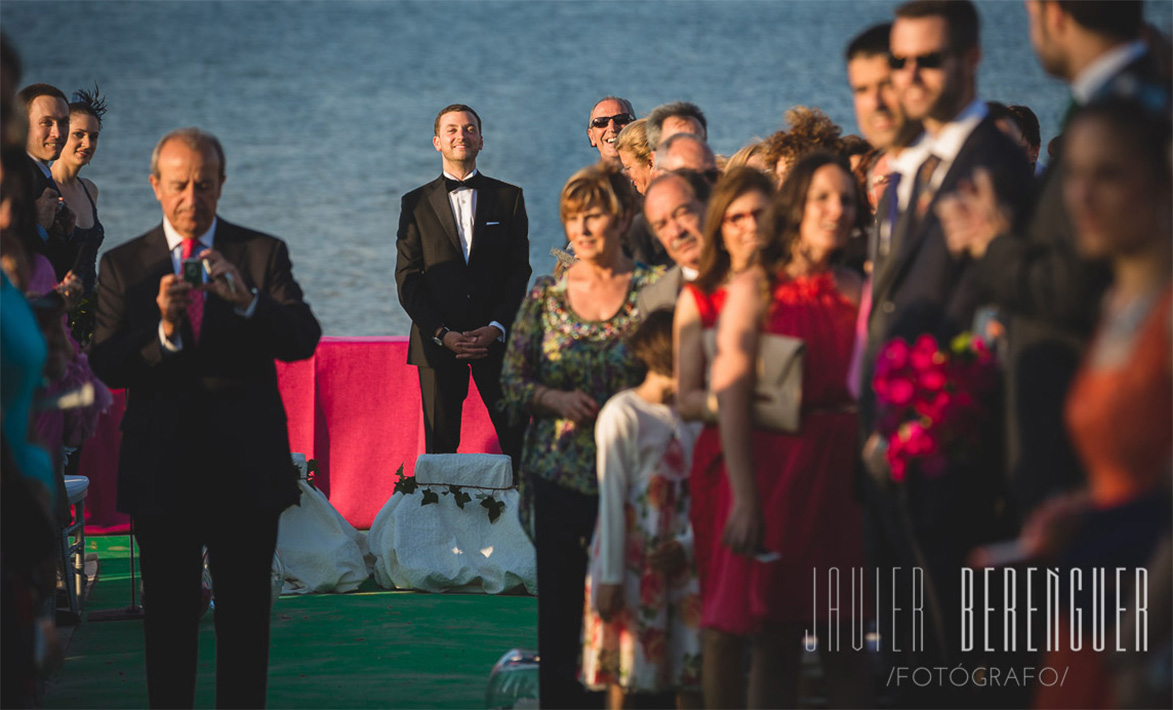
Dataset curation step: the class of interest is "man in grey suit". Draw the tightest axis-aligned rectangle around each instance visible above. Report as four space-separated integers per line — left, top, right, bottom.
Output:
636 171 709 314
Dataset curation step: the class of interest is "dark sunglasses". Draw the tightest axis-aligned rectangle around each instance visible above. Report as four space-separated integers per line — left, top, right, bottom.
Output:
590 113 635 129
888 51 949 70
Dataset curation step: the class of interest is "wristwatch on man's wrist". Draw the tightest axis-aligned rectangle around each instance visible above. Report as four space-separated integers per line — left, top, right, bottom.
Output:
433 327 451 347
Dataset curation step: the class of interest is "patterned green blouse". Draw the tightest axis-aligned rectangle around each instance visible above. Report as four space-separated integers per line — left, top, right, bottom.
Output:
500 264 661 532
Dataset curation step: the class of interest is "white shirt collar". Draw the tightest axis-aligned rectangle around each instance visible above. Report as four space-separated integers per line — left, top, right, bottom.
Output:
27 152 52 179
681 266 698 281
442 167 480 182
163 216 218 253
925 98 988 164
1072 40 1148 104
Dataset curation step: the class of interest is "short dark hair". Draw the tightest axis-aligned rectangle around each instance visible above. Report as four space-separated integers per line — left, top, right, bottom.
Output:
894 0 980 52
1056 1 1143 40
1007 104 1041 151
69 84 107 129
1067 97 1171 184
846 22 893 62
18 83 67 113
647 101 708 149
434 104 481 136
628 309 675 377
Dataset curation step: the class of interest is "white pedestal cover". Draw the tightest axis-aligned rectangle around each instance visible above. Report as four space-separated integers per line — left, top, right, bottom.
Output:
277 458 372 594
368 454 537 594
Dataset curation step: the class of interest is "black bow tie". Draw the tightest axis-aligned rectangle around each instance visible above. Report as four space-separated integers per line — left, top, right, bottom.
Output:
444 173 482 192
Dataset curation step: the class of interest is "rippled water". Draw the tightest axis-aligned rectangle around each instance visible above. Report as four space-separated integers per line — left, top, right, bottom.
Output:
5 0 1169 335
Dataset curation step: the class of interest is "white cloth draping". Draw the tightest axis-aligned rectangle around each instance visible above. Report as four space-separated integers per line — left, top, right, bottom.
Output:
368 454 537 594
276 456 372 594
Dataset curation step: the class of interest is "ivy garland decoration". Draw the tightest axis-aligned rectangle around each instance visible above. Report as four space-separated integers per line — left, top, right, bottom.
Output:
392 463 506 524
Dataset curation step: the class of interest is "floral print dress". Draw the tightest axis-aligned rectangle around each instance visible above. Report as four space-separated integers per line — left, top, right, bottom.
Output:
580 390 703 693
498 264 660 538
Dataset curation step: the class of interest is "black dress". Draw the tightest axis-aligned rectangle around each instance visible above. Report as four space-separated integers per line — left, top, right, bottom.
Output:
70 180 104 294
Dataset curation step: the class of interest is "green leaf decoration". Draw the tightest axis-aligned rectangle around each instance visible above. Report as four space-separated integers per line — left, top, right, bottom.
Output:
306 459 318 475
421 488 439 506
454 490 472 509
393 463 417 496
480 496 506 523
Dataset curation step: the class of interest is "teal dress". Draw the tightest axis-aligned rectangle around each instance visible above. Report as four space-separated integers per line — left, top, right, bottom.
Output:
499 263 660 537
1 272 55 507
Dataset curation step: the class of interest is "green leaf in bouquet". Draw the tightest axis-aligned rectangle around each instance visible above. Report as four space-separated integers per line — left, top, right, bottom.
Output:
421 488 439 506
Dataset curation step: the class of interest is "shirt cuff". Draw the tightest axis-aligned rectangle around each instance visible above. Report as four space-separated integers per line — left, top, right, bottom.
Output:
36 224 50 243
159 320 182 352
489 321 506 342
234 289 259 318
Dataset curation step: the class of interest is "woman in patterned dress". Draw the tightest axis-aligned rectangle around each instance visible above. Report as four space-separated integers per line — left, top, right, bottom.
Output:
580 310 703 708
499 162 659 709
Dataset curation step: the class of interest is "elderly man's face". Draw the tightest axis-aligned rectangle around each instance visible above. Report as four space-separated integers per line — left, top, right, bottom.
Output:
654 137 717 178
660 115 705 145
644 176 705 269
587 99 634 162
150 139 224 239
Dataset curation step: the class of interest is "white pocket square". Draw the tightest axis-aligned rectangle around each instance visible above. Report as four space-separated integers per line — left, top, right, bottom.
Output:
486 221 500 226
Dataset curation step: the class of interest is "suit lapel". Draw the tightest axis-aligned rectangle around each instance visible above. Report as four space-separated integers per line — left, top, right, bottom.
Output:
425 177 462 254
469 178 495 262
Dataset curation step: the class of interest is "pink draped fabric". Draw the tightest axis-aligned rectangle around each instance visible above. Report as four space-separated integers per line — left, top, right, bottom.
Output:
81 336 502 533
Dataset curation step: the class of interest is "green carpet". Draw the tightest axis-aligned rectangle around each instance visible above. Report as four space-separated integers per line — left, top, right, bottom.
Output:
47 536 537 709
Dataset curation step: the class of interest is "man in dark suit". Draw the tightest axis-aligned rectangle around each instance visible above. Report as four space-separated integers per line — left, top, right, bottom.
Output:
936 0 1169 518
18 83 77 278
395 104 530 474
90 128 321 708
636 171 709 314
856 1 1032 702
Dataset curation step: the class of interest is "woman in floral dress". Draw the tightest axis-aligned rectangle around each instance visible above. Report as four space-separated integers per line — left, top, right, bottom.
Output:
580 310 703 709
499 162 659 709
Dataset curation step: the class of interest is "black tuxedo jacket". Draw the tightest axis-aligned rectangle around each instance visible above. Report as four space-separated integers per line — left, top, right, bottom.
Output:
90 219 321 516
25 154 76 281
860 117 1033 438
395 173 531 368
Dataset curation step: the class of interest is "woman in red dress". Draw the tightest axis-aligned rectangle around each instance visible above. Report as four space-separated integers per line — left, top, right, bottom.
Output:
688 154 871 707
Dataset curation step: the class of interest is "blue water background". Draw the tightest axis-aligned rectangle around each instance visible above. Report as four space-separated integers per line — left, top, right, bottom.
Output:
5 0 1170 335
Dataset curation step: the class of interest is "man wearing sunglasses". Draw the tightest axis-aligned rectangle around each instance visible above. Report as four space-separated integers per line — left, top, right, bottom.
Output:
857 1 1033 705
586 96 635 164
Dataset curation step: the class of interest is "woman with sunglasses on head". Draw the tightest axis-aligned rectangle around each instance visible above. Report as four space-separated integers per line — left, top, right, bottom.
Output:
691 154 872 708
50 86 106 345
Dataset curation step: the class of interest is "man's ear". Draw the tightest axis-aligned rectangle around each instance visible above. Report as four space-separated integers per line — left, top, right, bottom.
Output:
587 127 596 148
433 135 442 152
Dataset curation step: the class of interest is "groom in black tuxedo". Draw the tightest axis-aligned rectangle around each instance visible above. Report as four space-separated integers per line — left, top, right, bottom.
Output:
395 104 531 474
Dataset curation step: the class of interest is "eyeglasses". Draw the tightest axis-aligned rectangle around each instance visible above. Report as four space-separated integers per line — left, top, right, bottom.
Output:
590 113 636 129
723 207 764 228
888 51 949 71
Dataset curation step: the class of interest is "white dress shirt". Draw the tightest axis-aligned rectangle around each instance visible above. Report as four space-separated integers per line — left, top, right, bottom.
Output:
441 168 506 341
1071 40 1148 104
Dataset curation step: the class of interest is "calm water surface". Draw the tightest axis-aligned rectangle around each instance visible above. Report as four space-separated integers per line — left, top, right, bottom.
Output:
5 0 1170 335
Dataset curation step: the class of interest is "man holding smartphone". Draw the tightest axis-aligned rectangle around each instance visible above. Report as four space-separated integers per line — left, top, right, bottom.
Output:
90 127 321 708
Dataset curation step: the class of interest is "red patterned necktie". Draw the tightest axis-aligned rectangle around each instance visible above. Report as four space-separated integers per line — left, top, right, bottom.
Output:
182 239 204 344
